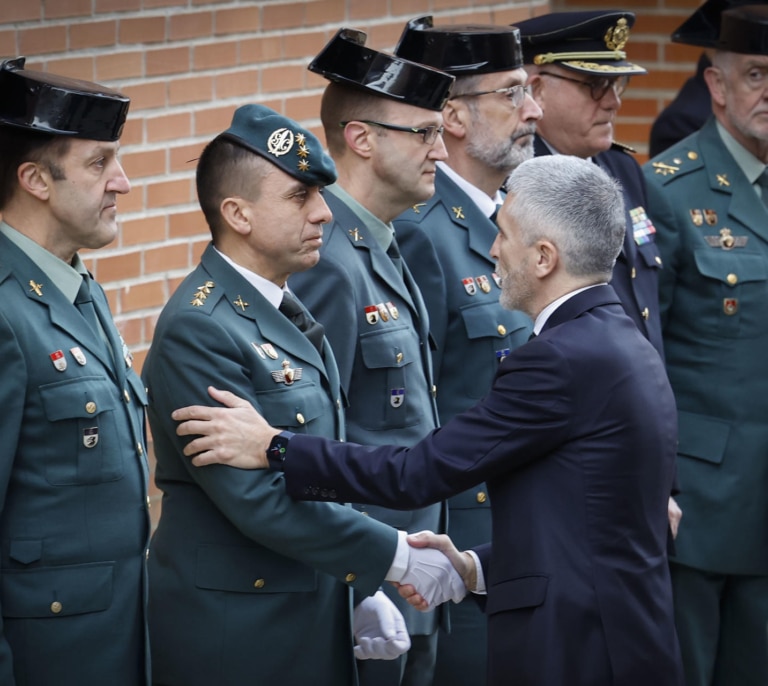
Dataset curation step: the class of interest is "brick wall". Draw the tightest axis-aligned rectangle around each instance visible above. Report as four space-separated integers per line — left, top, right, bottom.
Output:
0 0 703 523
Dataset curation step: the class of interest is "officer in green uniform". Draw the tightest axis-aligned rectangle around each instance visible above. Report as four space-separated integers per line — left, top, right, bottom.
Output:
391 17 539 685
643 6 768 685
0 57 151 685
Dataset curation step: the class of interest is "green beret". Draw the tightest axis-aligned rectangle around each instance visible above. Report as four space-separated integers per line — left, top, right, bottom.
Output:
218 104 337 186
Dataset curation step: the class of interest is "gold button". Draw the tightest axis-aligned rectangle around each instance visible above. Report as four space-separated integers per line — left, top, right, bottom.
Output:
137 443 144 456
688 151 698 160
85 401 97 414
396 352 404 363
642 307 650 320
123 389 131 403
145 548 150 560
727 273 738 285
336 399 341 409
50 601 62 614
296 413 305 425
497 324 507 336
673 158 682 165
476 491 487 504
345 573 357 583
655 255 662 265
431 385 437 398
146 496 151 509
254 579 265 589
631 267 637 279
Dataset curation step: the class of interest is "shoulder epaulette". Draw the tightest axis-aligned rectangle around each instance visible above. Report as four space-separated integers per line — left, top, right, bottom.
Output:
610 140 636 154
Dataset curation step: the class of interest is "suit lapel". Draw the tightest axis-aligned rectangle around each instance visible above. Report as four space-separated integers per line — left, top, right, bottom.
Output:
541 285 622 333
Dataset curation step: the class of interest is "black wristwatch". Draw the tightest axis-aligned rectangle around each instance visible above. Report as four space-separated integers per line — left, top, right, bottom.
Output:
266 431 293 471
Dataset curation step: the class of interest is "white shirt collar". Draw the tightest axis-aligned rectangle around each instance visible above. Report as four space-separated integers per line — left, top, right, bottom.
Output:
437 161 504 219
213 247 286 309
533 284 604 335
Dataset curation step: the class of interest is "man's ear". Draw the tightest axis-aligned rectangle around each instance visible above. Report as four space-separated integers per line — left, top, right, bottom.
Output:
703 65 726 108
220 197 252 236
534 239 558 278
17 162 52 201
442 99 468 140
341 121 374 159
527 74 546 112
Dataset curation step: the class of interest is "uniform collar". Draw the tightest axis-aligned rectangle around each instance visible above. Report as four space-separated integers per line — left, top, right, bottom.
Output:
325 182 395 251
715 119 766 186
437 161 503 218
533 283 605 334
213 246 284 309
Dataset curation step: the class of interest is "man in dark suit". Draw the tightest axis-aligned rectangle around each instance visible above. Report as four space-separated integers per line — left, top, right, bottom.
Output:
0 58 151 684
142 104 464 686
643 6 768 685
389 17 539 685
173 155 684 686
285 29 455 686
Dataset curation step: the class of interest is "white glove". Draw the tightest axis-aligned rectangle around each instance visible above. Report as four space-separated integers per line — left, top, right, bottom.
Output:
398 545 467 607
353 590 411 660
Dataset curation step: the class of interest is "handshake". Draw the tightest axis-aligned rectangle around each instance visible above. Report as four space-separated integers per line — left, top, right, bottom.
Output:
353 530 479 661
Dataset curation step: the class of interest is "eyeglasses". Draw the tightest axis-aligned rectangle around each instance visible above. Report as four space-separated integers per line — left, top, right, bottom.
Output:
451 84 532 109
538 71 629 101
339 120 444 145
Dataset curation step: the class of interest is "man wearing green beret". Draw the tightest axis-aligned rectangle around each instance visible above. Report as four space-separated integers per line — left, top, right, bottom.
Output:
142 104 465 686
643 5 768 685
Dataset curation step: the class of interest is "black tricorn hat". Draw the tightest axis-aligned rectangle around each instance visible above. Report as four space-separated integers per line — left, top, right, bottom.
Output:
516 10 647 76
717 4 768 53
672 0 759 47
394 15 523 75
0 57 129 141
308 28 454 111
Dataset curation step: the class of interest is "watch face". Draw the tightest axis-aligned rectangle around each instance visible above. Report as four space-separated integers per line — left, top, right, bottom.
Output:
267 433 289 466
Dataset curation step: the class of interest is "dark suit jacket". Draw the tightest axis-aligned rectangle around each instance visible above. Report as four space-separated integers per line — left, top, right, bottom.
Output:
534 137 665 357
143 244 397 686
278 286 683 686
0 231 150 685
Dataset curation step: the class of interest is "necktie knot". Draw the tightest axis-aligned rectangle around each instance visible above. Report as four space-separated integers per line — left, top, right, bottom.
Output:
279 291 325 354
490 203 503 225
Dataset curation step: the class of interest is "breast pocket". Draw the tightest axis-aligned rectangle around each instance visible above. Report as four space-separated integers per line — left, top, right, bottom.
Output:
460 303 531 398
255 382 333 434
693 249 768 338
359 325 423 429
39 376 124 485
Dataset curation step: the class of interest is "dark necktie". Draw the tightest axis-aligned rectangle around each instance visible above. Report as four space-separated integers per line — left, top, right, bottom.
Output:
279 290 325 354
490 203 502 225
75 275 102 336
387 237 403 277
757 168 768 209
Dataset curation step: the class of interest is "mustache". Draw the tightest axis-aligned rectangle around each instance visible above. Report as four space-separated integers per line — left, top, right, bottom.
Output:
512 125 537 142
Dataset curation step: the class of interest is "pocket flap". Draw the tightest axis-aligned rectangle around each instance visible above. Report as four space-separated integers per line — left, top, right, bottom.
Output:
39 376 118 421
1 562 113 618
359 326 417 369
486 574 548 615
677 410 730 465
694 249 767 285
9 539 42 565
196 544 317 594
460 302 530 340
257 384 326 429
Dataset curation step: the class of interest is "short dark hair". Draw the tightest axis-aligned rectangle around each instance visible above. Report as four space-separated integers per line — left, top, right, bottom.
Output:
196 136 270 239
320 82 390 156
0 127 70 210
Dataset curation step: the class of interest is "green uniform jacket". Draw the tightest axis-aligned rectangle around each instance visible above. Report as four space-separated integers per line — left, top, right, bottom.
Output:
0 232 151 685
143 244 398 686
643 117 768 574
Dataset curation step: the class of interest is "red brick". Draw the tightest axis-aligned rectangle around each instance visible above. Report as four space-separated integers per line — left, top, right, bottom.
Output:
120 118 145 147
19 25 67 55
146 47 191 77
283 31 327 60
70 20 117 50
121 82 167 111
263 3 306 31
1 1 42 21
170 143 205 174
147 178 194 208
170 210 209 238
664 43 704 64
215 6 260 35
95 0 140 12
143 0 186 8
45 0 90 19
261 64 306 93
121 215 168 247
121 279 168 312
305 0 345 26
147 112 192 142
215 69 259 99
191 239 209 263
122 149 166 180
144 243 191 274
626 40 659 62
391 0 431 14
497 5 544 24
96 251 142 282
132 348 150 380
44 56 95 81
368 23 407 50
619 96 661 118
120 16 167 44
0 30 17 54
169 75 214 106
194 40 237 70
350 0 383 20
285 94 323 123
96 51 144 81
431 0 467 11
194 105 236 136
240 36 283 64
117 315 145 347
119 184 145 213
169 11 213 41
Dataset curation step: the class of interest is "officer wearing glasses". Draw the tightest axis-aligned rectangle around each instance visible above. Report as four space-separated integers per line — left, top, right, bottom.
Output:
389 17 541 686
287 29 455 686
516 11 664 359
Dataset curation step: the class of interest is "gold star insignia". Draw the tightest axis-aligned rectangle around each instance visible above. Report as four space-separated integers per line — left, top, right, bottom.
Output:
233 295 249 311
349 228 363 242
298 159 310 172
28 280 43 297
716 174 730 187
297 145 309 158
652 162 679 177
412 203 426 214
191 280 215 306
452 206 465 220
296 133 306 146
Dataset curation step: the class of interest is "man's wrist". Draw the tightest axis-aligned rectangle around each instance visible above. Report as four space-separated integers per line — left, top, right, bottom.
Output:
266 430 294 471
